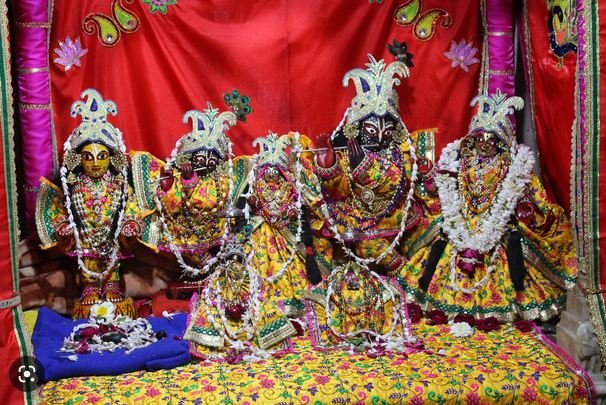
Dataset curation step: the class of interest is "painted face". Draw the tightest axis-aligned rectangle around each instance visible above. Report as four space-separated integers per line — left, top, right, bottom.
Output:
360 115 397 149
471 131 504 158
191 149 221 176
263 166 281 183
80 143 110 179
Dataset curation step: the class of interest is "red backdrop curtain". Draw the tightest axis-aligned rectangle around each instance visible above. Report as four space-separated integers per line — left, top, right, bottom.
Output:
519 0 577 213
47 0 481 163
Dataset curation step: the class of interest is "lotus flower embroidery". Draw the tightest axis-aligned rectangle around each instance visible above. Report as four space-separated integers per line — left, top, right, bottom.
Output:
444 40 480 72
53 37 88 71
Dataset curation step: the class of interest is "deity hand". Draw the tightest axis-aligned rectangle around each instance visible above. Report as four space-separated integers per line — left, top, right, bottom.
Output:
347 136 365 171
160 165 174 192
55 221 75 251
119 220 141 252
515 200 536 228
179 162 194 180
316 133 335 168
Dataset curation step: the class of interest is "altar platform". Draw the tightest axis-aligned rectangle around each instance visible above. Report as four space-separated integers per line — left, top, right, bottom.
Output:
37 322 594 404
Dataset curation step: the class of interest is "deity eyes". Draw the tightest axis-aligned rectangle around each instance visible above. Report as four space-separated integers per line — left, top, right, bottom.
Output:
361 117 396 145
81 151 109 161
264 166 280 182
192 150 220 171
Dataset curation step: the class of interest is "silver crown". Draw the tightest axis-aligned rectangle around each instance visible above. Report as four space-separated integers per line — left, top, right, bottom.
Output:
468 89 524 146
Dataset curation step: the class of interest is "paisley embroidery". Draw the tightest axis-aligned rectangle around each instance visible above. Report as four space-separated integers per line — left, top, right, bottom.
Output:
394 0 451 41
82 0 140 47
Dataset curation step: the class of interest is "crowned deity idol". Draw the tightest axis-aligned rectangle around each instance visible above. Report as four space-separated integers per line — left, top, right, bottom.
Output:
314 54 438 274
36 89 151 318
400 90 578 321
304 261 415 353
245 132 331 323
154 103 250 280
183 236 296 361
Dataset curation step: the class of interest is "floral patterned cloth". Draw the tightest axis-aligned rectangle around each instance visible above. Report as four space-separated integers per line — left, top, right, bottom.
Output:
400 173 578 322
39 322 593 404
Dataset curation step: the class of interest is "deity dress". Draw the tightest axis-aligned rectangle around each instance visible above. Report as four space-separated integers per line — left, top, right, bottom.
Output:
314 54 440 274
152 104 250 281
244 132 331 321
399 90 578 321
183 237 296 361
35 89 154 319
304 261 416 353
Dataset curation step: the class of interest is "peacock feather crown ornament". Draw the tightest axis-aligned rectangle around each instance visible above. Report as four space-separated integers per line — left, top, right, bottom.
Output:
252 132 291 170
176 102 237 160
67 89 124 153
468 89 524 146
343 54 410 124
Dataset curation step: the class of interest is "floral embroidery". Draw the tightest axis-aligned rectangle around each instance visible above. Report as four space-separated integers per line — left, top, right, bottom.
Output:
53 36 88 71
443 40 480 72
143 0 177 15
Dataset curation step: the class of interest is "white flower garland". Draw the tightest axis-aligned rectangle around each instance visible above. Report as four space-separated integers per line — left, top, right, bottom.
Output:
154 141 237 278
59 133 129 281
62 301 157 355
315 108 419 267
323 263 414 351
436 141 535 293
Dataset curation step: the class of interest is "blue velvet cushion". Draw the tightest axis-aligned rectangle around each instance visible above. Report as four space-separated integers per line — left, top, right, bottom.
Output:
33 306 191 382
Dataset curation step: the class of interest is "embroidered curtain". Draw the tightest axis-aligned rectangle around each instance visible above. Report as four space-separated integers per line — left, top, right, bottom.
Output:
519 0 577 213
9 0 483 229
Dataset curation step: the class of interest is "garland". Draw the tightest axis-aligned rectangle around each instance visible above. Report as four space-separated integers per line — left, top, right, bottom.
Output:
437 141 534 253
323 262 414 352
59 133 129 281
154 141 237 278
436 140 535 293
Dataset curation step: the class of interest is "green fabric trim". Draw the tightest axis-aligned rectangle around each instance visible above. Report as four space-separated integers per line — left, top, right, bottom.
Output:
397 276 566 315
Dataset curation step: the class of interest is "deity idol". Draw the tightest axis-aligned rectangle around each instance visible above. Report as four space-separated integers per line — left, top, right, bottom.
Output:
36 89 151 318
245 132 330 322
401 90 578 321
183 236 296 361
305 261 415 352
154 103 249 280
314 54 437 274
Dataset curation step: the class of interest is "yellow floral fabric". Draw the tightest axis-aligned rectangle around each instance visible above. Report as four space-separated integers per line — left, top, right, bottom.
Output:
305 274 411 349
183 266 296 358
400 173 578 321
248 221 309 318
39 323 593 404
